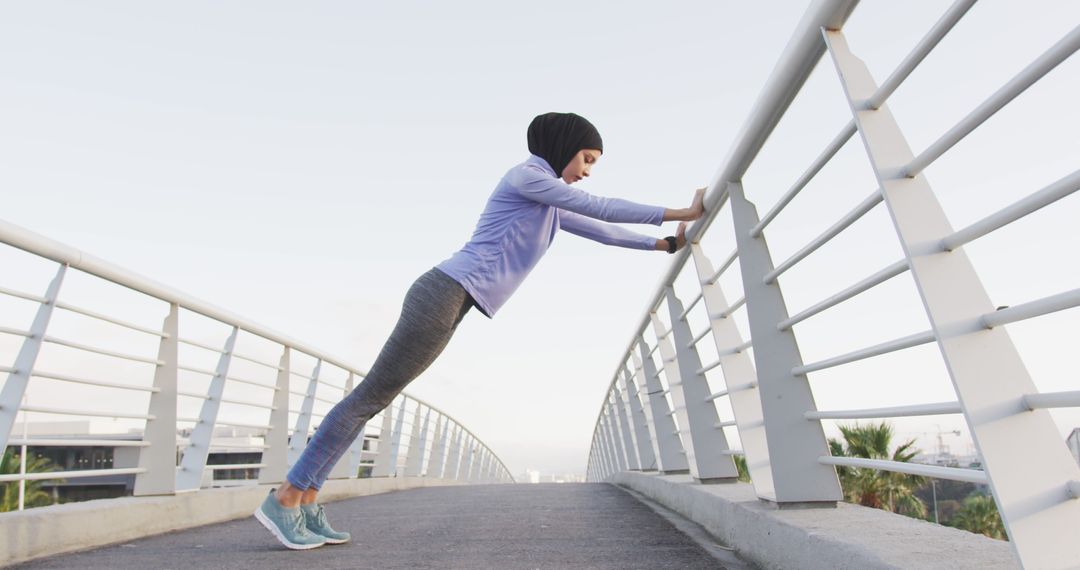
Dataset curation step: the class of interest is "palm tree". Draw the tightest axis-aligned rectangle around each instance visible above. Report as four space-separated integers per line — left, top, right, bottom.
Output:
950 494 1006 540
0 449 60 511
828 422 927 519
733 454 751 483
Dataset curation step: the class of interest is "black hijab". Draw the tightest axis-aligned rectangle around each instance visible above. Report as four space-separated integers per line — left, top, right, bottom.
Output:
526 112 604 176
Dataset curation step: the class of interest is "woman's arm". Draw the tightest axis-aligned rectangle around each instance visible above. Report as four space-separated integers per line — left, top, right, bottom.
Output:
649 222 690 252
561 212 692 253
517 165 708 226
518 169 666 225
662 188 706 222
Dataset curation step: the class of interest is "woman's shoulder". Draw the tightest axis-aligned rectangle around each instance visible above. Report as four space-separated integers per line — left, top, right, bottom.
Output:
505 156 556 188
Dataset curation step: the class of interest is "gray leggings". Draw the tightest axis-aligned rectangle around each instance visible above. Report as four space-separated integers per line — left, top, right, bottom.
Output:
286 267 474 490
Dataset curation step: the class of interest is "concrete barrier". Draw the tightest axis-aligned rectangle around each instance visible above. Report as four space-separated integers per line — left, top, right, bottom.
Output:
614 471 1019 570
0 476 463 566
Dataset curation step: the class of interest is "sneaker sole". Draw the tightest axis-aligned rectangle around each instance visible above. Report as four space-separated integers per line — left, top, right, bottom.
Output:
323 537 350 545
254 507 326 550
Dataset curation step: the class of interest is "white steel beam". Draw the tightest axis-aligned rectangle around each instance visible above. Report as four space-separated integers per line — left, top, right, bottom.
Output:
728 181 842 504
427 415 447 478
660 289 739 482
134 303 179 496
620 364 657 471
635 341 688 473
258 347 291 485
287 360 322 466
176 327 238 491
610 385 641 470
0 265 66 454
404 404 430 477
370 406 396 477
825 29 1080 567
690 243 775 497
444 424 462 480
386 397 407 477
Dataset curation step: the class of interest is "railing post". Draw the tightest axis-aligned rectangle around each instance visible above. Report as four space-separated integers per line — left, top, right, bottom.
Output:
386 397 407 477
328 371 362 480
728 180 841 504
427 415 447 478
595 433 608 481
475 444 488 481
0 264 66 453
445 424 463 480
824 29 1080 565
600 429 616 480
460 436 475 481
610 385 641 470
595 429 612 480
602 408 627 472
287 359 322 466
371 404 396 477
258 346 291 485
176 326 238 490
689 243 775 497
591 436 600 481
485 452 497 483
346 373 367 478
660 287 739 482
620 364 657 471
635 340 688 473
134 303 179 495
404 404 429 477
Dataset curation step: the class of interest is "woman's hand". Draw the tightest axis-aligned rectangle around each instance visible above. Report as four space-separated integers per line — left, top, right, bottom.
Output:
687 187 706 221
663 187 708 222
675 222 689 251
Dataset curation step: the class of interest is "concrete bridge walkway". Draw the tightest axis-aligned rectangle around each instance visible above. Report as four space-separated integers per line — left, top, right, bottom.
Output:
16 483 753 569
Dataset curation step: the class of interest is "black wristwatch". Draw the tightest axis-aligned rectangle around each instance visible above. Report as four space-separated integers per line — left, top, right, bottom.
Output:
663 236 678 254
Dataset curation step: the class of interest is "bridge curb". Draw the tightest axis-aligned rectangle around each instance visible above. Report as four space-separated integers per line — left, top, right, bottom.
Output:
0 476 463 566
613 471 1018 570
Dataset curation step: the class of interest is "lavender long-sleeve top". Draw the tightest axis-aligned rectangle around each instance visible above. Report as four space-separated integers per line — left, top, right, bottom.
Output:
436 155 665 318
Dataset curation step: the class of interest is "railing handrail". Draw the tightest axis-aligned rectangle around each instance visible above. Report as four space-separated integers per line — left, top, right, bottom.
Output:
0 217 514 488
0 218 364 377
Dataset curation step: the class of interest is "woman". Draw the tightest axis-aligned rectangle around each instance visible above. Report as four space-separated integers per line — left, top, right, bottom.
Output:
255 112 706 549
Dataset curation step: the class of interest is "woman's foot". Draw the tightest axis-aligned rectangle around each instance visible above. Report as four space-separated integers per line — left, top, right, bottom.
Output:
301 503 351 544
254 490 328 550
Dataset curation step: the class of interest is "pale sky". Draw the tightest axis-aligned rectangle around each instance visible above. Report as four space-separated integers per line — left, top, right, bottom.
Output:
2 1 1078 478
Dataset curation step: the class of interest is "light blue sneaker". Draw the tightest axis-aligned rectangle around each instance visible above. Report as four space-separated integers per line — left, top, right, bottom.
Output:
254 490 327 550
301 502 351 544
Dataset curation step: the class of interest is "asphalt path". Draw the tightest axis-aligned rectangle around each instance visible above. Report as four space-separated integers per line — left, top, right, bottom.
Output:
18 483 749 569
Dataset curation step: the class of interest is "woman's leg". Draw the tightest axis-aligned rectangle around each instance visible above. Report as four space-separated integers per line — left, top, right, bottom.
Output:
283 268 474 495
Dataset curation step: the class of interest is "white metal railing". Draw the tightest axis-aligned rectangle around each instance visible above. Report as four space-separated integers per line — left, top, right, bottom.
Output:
0 220 513 510
586 1 1079 568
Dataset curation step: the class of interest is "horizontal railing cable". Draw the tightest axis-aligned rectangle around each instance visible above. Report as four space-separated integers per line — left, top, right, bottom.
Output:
805 401 961 420
792 330 936 376
1022 390 1080 410
54 301 167 337
19 405 154 421
981 288 1080 328
864 0 978 110
0 285 47 303
764 189 883 284
820 456 988 484
0 468 147 483
778 260 909 330
31 369 159 393
751 120 858 237
942 168 1080 251
904 24 1080 177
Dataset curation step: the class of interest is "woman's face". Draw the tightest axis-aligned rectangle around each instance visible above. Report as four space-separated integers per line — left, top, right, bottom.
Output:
561 149 602 184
